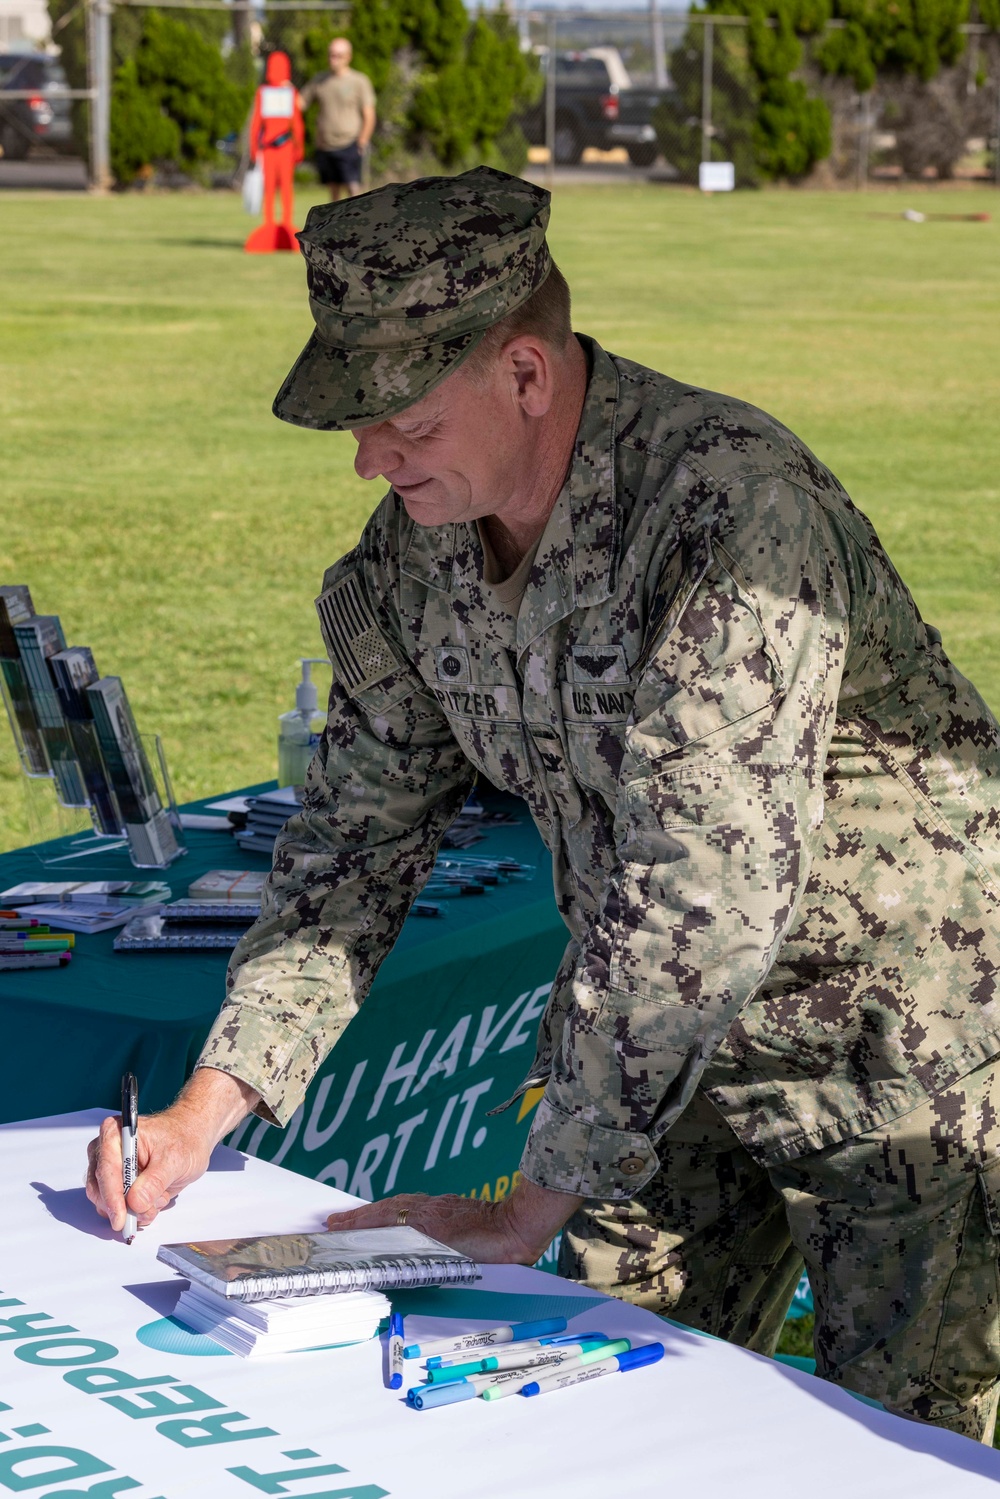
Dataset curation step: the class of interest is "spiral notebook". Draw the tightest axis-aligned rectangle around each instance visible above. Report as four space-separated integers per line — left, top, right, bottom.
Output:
157 1225 481 1301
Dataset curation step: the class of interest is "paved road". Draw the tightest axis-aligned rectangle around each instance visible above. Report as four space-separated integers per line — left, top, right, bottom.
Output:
524 159 677 188
0 154 678 193
0 154 89 189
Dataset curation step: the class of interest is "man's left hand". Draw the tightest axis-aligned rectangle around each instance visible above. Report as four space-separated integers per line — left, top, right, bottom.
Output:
325 1177 583 1265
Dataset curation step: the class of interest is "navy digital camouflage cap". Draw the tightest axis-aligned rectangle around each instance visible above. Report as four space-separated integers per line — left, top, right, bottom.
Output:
272 166 552 431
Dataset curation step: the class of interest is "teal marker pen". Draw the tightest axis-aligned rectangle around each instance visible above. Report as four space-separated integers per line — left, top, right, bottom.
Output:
426 1358 485 1385
426 1338 610 1385
429 1331 607 1369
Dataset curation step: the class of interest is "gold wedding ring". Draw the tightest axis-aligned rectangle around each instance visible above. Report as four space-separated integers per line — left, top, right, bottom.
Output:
396 1208 409 1226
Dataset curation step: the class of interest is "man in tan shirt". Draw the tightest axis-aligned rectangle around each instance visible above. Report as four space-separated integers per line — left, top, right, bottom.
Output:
299 37 376 200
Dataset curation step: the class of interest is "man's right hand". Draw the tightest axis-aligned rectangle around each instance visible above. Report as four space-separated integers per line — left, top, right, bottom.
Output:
85 1068 261 1235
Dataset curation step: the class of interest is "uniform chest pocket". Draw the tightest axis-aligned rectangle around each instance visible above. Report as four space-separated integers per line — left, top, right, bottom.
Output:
560 680 631 799
461 718 537 796
425 680 535 794
627 538 785 769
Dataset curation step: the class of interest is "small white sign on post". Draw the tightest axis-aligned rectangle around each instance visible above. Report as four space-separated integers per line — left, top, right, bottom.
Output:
699 160 736 192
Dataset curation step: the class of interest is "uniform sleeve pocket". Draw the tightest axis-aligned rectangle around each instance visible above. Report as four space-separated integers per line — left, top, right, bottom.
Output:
926 1162 1000 1407
627 532 785 769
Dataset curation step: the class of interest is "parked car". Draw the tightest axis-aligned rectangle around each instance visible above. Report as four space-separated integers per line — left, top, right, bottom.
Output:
519 47 673 167
0 51 74 161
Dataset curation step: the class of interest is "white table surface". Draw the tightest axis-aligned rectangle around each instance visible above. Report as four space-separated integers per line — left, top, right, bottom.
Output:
2 1109 999 1498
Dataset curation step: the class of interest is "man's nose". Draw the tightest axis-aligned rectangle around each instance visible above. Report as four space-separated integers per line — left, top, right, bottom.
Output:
352 425 400 482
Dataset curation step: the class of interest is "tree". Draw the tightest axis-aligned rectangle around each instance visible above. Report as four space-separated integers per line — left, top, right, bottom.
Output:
654 21 760 185
126 10 252 178
706 0 834 180
810 0 999 179
409 13 538 169
657 5 830 182
814 0 970 88
741 9 830 176
682 0 997 182
109 56 181 186
46 0 90 157
48 0 254 181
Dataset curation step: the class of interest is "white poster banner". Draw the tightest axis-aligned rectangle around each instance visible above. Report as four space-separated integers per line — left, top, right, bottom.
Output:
1 1112 998 1499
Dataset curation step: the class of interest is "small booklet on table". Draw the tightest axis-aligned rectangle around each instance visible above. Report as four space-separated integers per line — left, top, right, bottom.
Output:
157 1225 481 1301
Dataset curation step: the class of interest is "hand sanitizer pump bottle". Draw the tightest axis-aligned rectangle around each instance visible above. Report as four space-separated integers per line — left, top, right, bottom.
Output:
277 657 328 787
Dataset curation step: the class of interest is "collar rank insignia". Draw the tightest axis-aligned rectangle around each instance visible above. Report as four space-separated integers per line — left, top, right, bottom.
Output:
434 646 471 684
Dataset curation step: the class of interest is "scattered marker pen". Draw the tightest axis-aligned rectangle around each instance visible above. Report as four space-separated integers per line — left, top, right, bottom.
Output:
520 1342 665 1397
403 1317 566 1361
485 1338 612 1373
472 1344 622 1399
426 1338 613 1385
388 1312 405 1390
464 1366 558 1397
407 1341 635 1409
121 1072 138 1245
407 1382 476 1411
0 952 71 970
428 1330 607 1369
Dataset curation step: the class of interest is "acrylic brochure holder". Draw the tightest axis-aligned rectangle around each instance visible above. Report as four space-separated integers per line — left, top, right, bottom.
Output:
8 719 187 873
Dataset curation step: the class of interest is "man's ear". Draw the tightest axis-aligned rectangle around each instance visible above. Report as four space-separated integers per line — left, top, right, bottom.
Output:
504 336 555 418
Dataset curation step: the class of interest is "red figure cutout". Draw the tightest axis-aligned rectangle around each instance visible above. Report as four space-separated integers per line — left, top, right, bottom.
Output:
245 51 304 254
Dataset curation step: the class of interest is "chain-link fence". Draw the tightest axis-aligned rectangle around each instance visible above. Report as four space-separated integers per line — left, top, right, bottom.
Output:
811 30 1000 186
516 7 1000 189
518 8 754 184
0 0 347 188
3 0 999 189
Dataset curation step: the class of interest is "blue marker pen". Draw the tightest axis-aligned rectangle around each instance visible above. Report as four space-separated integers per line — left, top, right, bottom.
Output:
407 1381 477 1411
388 1312 405 1390
520 1342 665 1397
403 1317 566 1361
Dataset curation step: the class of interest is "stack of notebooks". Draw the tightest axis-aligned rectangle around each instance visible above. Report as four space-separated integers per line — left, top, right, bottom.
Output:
1 879 171 935
235 786 302 856
114 902 259 952
173 1285 391 1356
0 912 74 972
187 870 266 904
158 1225 481 1359
234 788 510 860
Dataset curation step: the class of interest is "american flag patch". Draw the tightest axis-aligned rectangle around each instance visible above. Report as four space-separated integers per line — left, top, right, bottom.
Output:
315 573 398 693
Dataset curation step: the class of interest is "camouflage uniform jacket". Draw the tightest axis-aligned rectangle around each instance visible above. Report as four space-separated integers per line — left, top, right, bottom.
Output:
200 338 1000 1198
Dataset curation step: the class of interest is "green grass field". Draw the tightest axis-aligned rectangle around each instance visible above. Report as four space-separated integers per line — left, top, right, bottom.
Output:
1 183 998 851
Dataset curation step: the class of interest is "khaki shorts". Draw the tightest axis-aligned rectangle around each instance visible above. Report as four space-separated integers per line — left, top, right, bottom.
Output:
560 1059 1000 1442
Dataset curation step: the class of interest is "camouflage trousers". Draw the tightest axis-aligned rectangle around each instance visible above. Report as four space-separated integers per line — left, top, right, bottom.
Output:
559 1058 1000 1442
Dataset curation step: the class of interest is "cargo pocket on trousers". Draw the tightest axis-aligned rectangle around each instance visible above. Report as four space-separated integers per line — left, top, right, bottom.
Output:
927 1162 1000 1406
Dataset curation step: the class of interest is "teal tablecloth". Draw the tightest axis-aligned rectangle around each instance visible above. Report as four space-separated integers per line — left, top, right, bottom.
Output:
0 786 568 1209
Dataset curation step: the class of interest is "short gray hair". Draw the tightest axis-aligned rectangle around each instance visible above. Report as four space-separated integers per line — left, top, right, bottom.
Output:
463 260 572 381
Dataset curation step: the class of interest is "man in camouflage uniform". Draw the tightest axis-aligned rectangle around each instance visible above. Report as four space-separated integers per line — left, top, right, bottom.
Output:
87 168 1000 1440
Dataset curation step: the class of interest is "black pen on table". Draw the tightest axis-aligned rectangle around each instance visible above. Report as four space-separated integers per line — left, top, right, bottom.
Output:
121 1072 138 1245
